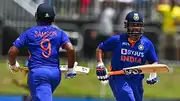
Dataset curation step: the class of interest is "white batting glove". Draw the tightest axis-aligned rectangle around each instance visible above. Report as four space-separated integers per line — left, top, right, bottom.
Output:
8 61 21 73
96 62 109 81
146 72 158 85
65 62 78 79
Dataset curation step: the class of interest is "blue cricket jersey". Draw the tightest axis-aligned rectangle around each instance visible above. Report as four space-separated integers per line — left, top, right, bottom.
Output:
13 24 70 69
98 33 158 80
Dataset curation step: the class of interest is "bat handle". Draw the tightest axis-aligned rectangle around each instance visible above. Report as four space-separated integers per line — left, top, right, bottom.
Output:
108 70 125 76
74 62 78 66
73 62 78 69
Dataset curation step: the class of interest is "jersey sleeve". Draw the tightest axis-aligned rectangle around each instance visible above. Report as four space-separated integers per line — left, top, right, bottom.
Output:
98 35 119 52
60 31 70 47
146 42 158 64
13 31 28 48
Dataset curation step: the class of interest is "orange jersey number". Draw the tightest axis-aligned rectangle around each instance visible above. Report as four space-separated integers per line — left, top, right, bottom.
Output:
40 38 51 58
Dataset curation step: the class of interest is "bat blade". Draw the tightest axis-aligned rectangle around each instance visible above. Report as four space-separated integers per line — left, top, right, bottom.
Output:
108 64 169 76
60 65 90 74
124 64 169 74
22 65 90 74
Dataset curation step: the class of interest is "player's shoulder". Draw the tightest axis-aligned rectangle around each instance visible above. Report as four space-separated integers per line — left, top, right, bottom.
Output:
18 26 36 36
56 28 67 35
109 33 125 40
141 35 153 45
50 26 67 35
23 26 38 33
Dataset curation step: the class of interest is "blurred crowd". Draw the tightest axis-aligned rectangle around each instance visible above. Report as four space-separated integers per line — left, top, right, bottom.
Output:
156 0 180 60
81 0 180 60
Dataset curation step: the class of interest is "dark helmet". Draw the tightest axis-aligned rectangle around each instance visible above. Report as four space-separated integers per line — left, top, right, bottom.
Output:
35 3 55 23
124 11 144 37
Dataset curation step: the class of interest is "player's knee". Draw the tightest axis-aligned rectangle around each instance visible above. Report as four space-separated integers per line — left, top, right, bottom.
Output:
110 82 135 101
115 92 135 101
35 84 52 101
68 47 75 52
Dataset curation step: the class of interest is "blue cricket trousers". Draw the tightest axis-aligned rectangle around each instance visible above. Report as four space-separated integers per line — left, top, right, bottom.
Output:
109 75 144 101
28 66 61 101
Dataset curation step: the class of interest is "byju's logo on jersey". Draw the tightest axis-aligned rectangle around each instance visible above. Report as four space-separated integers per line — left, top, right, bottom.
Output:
121 48 144 57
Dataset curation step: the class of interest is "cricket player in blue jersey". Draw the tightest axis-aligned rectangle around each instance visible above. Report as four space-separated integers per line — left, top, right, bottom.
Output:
7 3 76 101
96 11 158 101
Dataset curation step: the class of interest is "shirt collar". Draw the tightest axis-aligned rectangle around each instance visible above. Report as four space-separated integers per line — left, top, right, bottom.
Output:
38 22 51 26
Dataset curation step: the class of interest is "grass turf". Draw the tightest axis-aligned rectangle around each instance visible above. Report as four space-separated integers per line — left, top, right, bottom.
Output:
0 59 179 99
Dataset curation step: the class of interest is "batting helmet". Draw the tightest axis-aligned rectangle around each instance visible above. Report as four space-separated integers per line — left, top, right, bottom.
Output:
124 11 144 37
35 3 55 23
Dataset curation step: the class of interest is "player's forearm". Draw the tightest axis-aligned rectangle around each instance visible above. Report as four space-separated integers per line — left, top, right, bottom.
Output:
8 46 19 65
63 42 76 68
96 48 104 63
67 48 76 68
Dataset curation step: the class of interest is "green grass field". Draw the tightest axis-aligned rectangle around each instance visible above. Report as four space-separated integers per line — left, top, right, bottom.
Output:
0 59 180 99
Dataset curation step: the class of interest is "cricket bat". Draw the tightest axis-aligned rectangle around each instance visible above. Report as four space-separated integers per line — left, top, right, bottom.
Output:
108 64 169 76
22 62 90 74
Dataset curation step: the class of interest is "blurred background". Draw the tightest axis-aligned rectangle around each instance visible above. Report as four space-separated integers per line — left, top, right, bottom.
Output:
0 0 180 101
